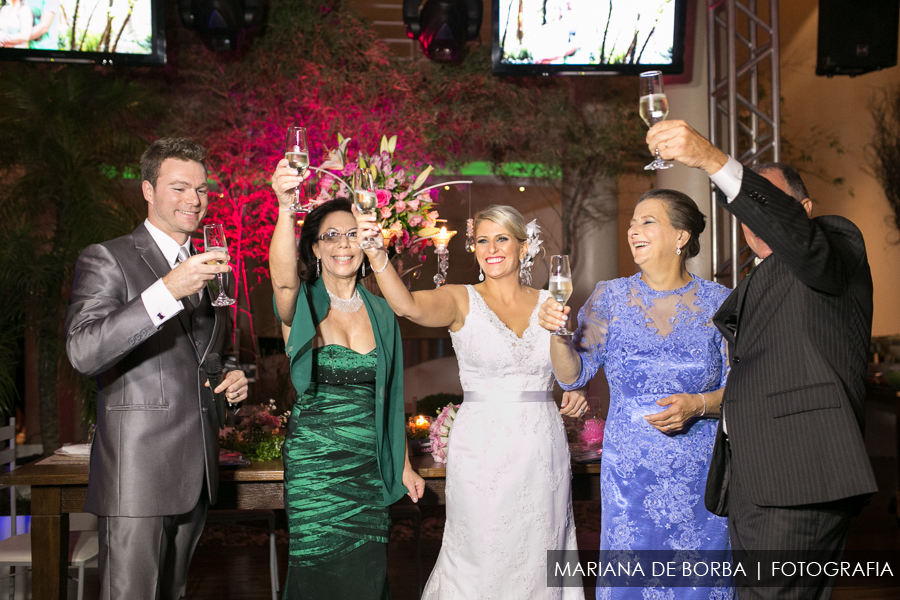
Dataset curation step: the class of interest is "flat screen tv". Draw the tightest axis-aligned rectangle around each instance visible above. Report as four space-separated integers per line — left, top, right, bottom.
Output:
0 0 166 65
493 0 687 76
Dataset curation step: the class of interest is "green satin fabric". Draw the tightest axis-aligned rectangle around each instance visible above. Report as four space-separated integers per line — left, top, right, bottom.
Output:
283 345 391 568
280 279 408 506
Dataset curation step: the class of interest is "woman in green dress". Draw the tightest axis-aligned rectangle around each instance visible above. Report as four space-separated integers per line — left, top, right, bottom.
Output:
270 161 425 599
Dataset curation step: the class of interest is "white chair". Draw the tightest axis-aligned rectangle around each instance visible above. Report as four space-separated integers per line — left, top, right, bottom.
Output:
0 419 99 600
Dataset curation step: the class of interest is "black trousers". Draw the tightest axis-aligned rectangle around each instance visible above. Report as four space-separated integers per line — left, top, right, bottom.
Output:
728 462 866 600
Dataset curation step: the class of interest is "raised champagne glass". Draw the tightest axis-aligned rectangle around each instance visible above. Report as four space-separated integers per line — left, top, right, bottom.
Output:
353 169 383 250
284 126 310 212
548 255 573 336
203 224 236 307
639 70 672 171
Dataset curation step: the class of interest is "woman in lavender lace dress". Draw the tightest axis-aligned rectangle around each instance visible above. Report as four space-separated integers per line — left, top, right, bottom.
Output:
541 190 734 600
356 204 586 599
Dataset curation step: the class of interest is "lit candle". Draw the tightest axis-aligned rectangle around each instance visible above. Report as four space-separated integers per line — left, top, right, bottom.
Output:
432 226 457 252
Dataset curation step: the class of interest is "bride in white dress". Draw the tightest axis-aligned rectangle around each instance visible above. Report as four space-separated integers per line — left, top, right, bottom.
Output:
355 204 586 599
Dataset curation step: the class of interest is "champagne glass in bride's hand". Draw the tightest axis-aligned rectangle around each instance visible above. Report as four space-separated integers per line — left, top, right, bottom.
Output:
284 126 310 212
203 224 235 307
353 170 383 250
639 70 672 171
549 255 573 336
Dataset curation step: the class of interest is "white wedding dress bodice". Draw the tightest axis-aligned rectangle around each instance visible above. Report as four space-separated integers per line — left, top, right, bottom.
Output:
422 285 584 600
450 286 557 393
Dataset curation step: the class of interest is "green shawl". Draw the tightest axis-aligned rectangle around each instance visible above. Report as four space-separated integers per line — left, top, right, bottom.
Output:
280 278 407 505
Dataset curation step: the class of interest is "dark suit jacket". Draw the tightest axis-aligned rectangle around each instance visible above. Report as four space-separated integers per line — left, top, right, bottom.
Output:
65 223 225 517
705 168 877 512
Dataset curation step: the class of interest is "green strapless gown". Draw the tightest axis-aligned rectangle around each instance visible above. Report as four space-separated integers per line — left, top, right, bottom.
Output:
282 344 392 600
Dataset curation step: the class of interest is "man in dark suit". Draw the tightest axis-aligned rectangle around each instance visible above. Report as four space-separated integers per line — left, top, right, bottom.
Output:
647 121 877 598
65 138 249 599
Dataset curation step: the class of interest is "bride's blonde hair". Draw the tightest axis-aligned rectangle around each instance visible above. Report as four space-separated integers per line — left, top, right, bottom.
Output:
473 205 527 244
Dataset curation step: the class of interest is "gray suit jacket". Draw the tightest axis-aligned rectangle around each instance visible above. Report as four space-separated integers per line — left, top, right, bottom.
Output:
66 223 225 517
706 167 878 513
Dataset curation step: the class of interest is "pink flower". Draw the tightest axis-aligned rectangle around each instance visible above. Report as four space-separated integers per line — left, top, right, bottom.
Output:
420 190 432 201
375 189 392 208
428 403 460 463
380 206 393 220
407 198 420 210
385 177 397 190
394 200 407 212
408 214 424 227
341 162 358 177
580 418 605 445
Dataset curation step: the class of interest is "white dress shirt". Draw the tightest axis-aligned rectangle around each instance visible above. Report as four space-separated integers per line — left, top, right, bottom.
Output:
141 219 198 327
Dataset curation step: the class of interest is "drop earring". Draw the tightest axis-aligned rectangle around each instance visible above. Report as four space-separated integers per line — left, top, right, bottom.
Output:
478 266 484 281
362 262 366 277
316 258 320 277
676 247 682 256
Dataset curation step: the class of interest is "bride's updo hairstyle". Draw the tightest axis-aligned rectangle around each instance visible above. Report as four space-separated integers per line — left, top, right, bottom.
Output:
473 205 528 246
639 189 707 260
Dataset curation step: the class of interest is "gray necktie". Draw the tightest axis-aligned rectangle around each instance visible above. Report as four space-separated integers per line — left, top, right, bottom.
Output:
176 246 200 308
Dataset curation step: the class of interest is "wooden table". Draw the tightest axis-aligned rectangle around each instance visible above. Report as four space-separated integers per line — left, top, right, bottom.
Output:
4 453 600 599
0 459 285 600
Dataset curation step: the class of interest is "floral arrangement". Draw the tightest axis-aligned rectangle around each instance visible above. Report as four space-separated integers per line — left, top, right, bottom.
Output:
429 403 460 463
219 403 287 462
580 418 605 446
311 133 442 258
406 414 433 440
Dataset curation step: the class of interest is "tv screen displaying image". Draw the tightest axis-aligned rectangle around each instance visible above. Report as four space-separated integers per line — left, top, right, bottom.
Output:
0 0 165 65
493 0 686 76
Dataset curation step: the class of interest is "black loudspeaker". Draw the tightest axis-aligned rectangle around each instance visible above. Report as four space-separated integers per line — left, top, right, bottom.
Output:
817 0 900 77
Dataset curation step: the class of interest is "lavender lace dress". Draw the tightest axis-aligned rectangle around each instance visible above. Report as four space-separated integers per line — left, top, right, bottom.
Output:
560 273 733 600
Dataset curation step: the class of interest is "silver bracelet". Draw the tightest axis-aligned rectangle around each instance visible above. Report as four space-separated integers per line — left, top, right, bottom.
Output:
371 252 390 274
699 393 707 417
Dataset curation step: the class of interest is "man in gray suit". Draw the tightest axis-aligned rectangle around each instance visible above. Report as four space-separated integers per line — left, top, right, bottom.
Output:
65 138 249 599
648 121 877 598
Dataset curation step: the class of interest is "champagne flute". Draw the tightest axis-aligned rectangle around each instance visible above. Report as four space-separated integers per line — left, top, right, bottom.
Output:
548 255 573 336
353 169 383 250
639 70 672 171
284 126 310 212
203 224 236 307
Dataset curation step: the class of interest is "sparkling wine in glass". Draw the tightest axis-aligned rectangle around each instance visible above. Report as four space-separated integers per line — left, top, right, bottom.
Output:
203 224 236 307
639 71 673 171
353 170 383 250
284 126 310 212
549 255 573 336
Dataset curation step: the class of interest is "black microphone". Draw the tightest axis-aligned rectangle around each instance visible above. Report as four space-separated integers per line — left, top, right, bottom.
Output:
204 353 228 429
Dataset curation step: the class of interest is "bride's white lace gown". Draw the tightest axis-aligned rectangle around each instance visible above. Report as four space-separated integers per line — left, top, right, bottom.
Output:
422 285 584 600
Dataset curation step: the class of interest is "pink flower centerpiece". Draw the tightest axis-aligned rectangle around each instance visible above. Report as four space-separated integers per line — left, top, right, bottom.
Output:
312 133 441 259
429 403 460 463
580 418 605 445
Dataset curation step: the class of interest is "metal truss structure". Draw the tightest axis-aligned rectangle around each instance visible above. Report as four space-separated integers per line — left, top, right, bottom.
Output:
707 0 781 288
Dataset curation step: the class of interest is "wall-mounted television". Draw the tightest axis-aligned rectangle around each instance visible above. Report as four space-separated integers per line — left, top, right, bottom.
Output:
493 0 687 76
0 0 166 65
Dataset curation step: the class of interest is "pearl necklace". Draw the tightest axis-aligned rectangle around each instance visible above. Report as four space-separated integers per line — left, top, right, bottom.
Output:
326 288 363 313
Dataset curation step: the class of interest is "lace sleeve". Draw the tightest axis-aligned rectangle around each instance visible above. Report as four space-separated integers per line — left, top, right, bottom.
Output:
559 281 613 390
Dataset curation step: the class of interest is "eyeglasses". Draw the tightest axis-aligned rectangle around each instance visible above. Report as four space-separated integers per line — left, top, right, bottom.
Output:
317 231 358 244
